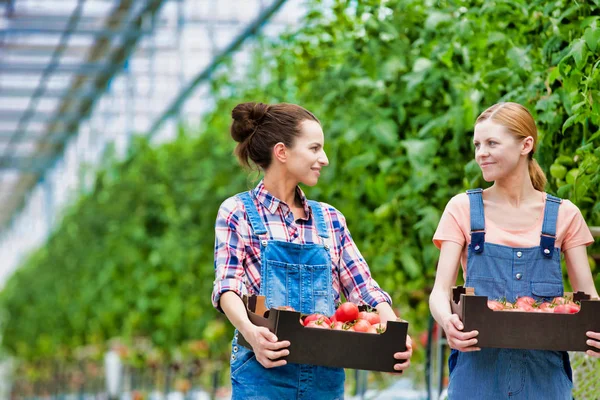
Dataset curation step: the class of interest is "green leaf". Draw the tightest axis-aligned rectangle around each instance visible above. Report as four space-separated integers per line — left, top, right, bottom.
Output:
584 25 600 52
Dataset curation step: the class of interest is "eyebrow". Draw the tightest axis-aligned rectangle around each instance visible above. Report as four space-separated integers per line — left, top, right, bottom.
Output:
473 137 499 143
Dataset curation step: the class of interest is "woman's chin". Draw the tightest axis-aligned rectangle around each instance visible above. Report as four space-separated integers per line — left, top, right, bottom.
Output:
300 177 319 187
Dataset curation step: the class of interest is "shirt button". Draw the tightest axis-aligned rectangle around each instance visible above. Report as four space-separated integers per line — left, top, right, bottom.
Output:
233 346 238 352
516 251 522 258
261 240 268 246
231 354 236 361
324 244 329 250
544 249 550 254
516 273 522 280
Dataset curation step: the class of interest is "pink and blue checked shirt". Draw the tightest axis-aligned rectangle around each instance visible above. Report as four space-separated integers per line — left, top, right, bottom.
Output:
212 180 392 312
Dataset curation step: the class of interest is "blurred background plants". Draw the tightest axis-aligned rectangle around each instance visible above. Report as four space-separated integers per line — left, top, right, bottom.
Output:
1 0 598 395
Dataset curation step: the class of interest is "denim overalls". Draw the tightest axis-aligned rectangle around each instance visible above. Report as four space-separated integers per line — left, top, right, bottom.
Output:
448 189 573 399
229 191 345 400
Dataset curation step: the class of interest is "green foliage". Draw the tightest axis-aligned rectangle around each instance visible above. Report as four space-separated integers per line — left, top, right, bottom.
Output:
0 2 598 386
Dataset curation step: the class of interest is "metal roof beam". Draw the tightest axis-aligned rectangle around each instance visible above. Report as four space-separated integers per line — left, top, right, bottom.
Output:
0 111 87 123
0 87 96 99
0 62 108 74
0 155 52 173
0 26 150 38
0 131 73 144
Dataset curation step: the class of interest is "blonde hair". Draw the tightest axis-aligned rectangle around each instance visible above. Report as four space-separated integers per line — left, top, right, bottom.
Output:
476 102 546 191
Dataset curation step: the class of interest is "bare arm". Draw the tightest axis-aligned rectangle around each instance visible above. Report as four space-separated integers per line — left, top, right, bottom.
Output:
564 245 599 298
220 291 290 368
563 245 600 357
429 241 480 352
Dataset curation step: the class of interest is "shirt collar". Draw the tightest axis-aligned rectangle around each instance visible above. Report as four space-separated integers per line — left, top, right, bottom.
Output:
252 180 311 219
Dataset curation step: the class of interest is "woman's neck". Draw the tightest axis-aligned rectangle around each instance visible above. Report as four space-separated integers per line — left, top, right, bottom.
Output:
263 171 299 207
489 170 539 208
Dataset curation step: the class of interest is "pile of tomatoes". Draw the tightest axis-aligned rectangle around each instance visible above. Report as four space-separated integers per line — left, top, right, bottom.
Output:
282 302 386 333
486 296 581 314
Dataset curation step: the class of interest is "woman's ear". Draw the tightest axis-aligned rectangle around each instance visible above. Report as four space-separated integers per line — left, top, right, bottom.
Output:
273 142 288 163
521 136 535 156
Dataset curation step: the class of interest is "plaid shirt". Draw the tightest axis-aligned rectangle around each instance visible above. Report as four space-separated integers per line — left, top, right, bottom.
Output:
212 180 392 312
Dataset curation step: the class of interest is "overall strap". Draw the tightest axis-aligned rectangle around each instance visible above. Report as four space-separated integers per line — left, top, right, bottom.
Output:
308 200 330 239
467 189 485 253
237 192 268 236
540 193 562 258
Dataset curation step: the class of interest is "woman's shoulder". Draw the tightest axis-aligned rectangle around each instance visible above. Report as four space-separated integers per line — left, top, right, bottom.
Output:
556 197 584 218
217 193 248 219
445 192 470 210
310 200 342 217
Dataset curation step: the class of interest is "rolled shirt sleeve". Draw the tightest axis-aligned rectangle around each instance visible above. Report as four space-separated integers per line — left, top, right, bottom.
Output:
212 198 247 313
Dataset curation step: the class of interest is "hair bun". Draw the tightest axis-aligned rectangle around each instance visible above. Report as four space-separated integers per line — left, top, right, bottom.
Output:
230 102 270 143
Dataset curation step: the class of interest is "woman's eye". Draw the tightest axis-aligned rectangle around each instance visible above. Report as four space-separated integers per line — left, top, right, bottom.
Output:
489 141 497 146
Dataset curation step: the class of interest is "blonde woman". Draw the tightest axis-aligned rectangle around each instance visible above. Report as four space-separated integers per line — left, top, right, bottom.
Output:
429 102 600 399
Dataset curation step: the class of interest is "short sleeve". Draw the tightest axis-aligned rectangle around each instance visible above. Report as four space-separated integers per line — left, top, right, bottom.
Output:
433 194 469 249
560 200 594 251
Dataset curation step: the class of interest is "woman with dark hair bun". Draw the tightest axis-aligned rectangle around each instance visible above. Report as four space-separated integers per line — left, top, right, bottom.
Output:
212 102 412 399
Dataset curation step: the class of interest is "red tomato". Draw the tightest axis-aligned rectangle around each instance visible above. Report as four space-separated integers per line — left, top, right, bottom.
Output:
487 300 504 311
554 304 580 314
331 321 345 330
367 326 379 334
552 296 568 306
306 320 331 329
334 302 359 323
537 302 554 313
516 296 536 307
515 303 534 312
372 323 387 334
358 311 381 325
353 319 372 333
303 313 332 327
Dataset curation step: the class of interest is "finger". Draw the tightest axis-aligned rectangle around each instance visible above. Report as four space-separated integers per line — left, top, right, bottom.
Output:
393 350 412 360
586 339 600 350
264 348 290 360
259 357 288 369
454 330 479 341
449 337 478 350
393 360 410 371
448 314 464 331
263 340 291 351
585 349 600 358
586 331 600 340
257 327 278 342
460 346 481 352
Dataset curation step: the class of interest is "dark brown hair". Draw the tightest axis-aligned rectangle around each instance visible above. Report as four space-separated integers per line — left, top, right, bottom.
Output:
230 102 320 169
476 102 547 191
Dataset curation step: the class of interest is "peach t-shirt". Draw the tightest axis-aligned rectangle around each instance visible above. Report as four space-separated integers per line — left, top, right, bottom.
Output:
433 192 594 274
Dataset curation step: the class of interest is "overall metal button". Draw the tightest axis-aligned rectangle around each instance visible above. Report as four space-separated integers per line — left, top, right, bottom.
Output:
516 251 522 258
324 244 329 250
474 245 480 251
516 273 522 280
233 346 238 352
544 248 550 254
231 354 236 361
261 240 268 246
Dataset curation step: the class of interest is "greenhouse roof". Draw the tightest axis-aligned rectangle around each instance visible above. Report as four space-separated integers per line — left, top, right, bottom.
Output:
0 0 166 226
